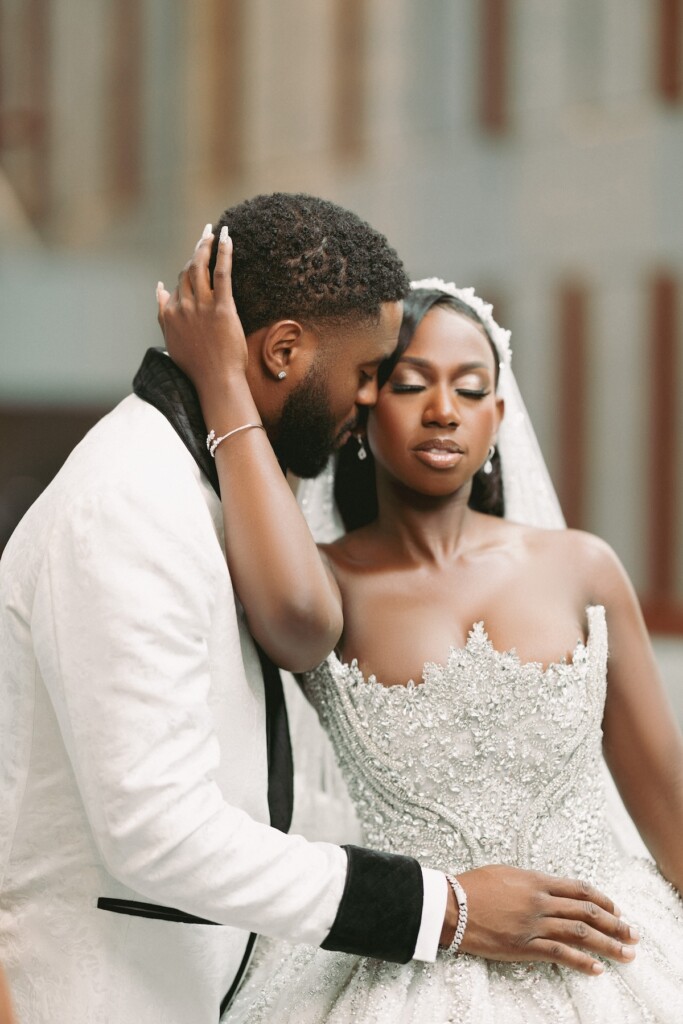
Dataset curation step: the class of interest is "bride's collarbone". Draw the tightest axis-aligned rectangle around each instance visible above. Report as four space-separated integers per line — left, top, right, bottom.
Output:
331 533 595 684
337 601 591 688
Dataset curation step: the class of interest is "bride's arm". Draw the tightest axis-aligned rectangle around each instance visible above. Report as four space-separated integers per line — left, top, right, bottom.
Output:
586 535 683 894
158 227 342 673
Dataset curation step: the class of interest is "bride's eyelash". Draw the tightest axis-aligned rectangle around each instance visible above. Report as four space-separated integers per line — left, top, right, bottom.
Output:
391 384 491 398
457 389 490 399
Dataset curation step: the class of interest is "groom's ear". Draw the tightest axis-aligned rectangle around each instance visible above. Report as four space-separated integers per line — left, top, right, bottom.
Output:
258 319 318 383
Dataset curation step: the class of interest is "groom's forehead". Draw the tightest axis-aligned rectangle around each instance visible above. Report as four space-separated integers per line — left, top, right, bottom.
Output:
324 301 403 361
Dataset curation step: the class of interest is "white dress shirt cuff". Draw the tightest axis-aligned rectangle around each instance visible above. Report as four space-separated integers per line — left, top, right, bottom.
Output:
413 868 448 961
318 845 351 936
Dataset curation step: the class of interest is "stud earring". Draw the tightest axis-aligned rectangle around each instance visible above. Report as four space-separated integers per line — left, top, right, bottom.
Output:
483 444 495 475
277 370 287 380
356 435 368 461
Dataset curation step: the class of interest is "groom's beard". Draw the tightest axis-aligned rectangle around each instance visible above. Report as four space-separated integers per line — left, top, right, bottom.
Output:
275 364 357 478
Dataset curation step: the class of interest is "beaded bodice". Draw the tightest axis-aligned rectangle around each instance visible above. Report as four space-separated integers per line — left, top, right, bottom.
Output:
302 605 620 882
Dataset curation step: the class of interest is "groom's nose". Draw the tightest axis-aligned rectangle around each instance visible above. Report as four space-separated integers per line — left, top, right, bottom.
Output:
355 375 379 407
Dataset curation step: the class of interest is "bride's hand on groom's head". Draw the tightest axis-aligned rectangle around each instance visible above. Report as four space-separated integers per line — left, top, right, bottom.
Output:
156 223 249 402
449 865 639 976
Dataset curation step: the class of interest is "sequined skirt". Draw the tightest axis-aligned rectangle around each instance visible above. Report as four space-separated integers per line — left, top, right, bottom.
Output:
225 857 683 1024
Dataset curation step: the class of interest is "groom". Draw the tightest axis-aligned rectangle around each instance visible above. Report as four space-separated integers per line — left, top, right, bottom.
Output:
0 194 455 1024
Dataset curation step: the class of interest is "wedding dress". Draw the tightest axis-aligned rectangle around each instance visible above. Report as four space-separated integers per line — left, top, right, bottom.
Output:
226 604 683 1023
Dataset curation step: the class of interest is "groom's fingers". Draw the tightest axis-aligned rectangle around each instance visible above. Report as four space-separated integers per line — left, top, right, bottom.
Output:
212 225 233 308
529 908 639 974
546 918 637 963
546 876 618 917
543 875 638 949
528 938 606 976
551 896 637 945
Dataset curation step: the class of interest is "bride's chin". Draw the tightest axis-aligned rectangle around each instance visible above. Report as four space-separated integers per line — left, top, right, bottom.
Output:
414 463 473 489
399 473 472 501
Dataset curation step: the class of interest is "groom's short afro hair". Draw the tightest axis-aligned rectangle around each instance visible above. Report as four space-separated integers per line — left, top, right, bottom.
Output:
209 193 409 336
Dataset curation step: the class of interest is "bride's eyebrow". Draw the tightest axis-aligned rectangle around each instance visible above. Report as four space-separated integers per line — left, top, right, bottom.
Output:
397 356 432 369
397 356 490 374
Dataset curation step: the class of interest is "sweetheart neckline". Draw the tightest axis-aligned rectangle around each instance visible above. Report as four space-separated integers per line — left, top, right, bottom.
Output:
327 604 606 691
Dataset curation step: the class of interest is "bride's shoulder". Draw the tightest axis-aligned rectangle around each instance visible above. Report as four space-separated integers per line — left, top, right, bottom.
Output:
534 527 617 563
520 526 628 591
517 523 613 559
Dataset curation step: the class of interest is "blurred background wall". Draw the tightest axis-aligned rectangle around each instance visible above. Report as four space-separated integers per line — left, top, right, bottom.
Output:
1 0 682 714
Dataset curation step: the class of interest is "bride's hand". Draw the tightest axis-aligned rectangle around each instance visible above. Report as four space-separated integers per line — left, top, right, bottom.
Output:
446 865 639 975
157 224 248 403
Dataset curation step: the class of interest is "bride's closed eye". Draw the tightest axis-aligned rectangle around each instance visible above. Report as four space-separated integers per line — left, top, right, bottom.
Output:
455 388 490 399
390 383 491 399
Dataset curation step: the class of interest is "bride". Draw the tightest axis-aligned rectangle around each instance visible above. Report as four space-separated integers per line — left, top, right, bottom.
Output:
165 265 683 1020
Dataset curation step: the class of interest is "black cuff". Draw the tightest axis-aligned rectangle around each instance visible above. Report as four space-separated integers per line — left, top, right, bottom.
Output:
321 845 423 963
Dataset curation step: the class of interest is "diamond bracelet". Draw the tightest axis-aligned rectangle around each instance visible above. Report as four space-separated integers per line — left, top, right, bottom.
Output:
206 423 265 458
444 874 468 955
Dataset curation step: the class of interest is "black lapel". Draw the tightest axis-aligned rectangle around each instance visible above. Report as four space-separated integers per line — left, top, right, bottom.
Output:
133 347 293 833
133 348 219 493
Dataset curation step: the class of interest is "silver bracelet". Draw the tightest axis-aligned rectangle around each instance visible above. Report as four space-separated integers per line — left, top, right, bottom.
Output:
206 423 265 458
444 874 468 955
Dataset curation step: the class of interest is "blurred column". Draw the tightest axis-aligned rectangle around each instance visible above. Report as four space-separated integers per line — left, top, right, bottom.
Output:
107 0 144 205
206 0 246 183
644 272 682 631
333 0 367 158
0 0 51 227
478 0 509 133
557 280 589 530
656 0 682 102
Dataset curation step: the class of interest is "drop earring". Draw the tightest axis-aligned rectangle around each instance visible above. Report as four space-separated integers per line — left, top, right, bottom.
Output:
356 435 368 461
483 444 495 475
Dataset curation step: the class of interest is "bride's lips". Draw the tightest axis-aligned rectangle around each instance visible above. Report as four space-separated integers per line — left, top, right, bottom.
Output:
412 437 464 469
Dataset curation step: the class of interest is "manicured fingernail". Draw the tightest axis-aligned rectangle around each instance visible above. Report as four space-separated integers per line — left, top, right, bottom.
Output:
591 961 604 974
219 225 229 245
621 945 636 959
628 926 639 941
156 281 164 296
202 222 213 239
613 905 621 916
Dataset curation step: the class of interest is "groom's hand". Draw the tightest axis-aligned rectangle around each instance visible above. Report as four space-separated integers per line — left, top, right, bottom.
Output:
442 865 639 975
157 223 249 402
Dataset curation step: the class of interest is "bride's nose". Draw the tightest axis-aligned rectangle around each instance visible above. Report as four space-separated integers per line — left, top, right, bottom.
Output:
423 384 459 427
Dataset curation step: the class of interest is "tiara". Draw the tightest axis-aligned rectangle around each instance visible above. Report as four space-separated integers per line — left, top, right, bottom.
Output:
410 278 512 366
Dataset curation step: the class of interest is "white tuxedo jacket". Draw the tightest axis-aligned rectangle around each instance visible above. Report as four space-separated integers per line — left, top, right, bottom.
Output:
0 393 360 1023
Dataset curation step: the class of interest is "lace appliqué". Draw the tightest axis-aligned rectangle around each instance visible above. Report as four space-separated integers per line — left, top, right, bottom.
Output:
304 606 615 884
